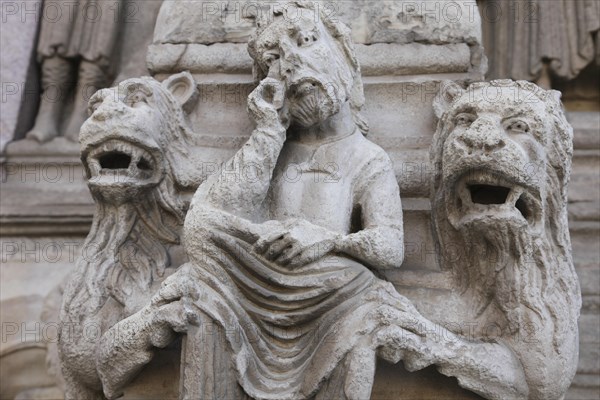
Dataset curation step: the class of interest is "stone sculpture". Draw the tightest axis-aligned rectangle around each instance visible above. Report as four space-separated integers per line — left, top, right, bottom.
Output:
57 71 199 399
429 79 581 399
55 3 581 400
27 0 124 142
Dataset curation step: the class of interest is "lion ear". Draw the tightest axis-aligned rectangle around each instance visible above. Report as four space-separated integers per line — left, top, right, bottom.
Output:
433 81 465 119
547 89 563 108
162 71 199 114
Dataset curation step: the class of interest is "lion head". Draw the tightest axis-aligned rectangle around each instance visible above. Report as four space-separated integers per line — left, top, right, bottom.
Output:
58 73 200 395
64 72 199 313
430 80 580 359
80 71 200 202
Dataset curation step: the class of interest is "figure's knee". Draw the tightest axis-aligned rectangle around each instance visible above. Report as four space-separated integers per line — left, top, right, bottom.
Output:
183 205 223 255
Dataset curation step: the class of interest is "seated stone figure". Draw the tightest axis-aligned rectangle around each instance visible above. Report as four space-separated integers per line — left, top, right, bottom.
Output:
99 3 413 399
176 11 409 400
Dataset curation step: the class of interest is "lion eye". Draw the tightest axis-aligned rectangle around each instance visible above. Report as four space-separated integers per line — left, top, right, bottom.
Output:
88 99 102 116
455 113 476 127
506 120 530 134
126 92 148 108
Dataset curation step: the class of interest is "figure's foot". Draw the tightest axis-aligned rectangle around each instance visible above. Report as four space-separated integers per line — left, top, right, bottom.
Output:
26 118 58 143
67 60 109 142
64 108 87 142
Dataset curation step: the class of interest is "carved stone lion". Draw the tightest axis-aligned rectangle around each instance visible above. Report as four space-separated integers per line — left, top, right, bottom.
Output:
430 80 581 399
56 72 199 399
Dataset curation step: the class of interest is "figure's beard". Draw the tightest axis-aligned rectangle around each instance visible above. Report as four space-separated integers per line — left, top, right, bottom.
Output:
288 80 340 128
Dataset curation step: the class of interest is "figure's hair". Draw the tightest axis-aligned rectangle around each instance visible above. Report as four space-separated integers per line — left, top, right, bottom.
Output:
247 0 369 134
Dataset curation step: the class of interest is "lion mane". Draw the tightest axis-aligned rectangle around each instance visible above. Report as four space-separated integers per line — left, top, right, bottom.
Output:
56 72 199 398
430 80 581 395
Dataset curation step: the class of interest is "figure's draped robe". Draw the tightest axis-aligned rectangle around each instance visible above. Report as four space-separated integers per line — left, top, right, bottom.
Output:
37 0 122 67
181 128 407 400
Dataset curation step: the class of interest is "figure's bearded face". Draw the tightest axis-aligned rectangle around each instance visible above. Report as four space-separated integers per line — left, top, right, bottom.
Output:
253 15 355 128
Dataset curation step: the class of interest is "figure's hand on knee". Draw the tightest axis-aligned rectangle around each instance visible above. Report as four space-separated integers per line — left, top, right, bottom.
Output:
375 325 436 371
141 266 203 346
253 219 340 267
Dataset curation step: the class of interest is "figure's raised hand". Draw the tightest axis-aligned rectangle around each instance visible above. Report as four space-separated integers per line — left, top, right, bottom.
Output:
248 77 290 132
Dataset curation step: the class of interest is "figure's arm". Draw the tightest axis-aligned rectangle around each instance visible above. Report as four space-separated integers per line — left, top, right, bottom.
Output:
194 78 288 219
422 333 529 400
95 311 158 399
376 314 529 400
335 155 404 269
253 153 405 268
95 290 196 399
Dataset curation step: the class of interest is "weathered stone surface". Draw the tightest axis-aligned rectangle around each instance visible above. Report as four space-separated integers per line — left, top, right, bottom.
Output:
149 0 485 77
147 43 255 75
2 1 598 399
0 238 76 302
52 1 582 398
148 42 473 76
60 7 420 398
4 0 163 147
54 72 200 399
153 0 482 46
0 139 93 236
113 0 164 81
425 79 581 399
25 0 125 143
576 344 600 375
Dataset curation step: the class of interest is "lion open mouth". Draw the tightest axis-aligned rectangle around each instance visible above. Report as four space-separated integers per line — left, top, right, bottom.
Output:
453 171 540 226
85 139 162 185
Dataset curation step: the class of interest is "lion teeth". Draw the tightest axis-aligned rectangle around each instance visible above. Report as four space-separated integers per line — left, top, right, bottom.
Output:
84 139 160 184
87 158 101 177
507 187 524 206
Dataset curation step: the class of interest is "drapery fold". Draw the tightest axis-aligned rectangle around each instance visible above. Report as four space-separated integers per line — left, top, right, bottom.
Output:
181 226 406 400
482 0 599 80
